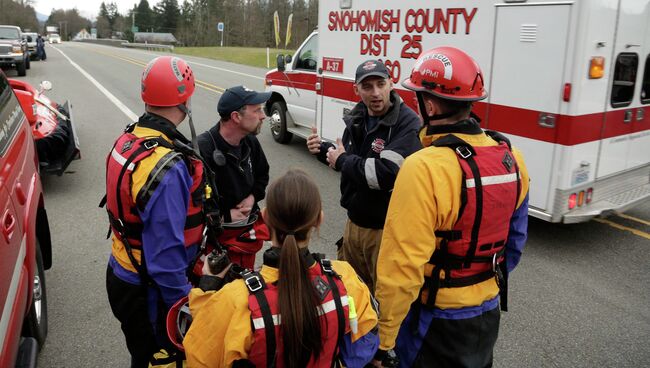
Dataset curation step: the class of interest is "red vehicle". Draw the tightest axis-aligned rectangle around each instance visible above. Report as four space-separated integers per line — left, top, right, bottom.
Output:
0 70 52 366
8 78 80 175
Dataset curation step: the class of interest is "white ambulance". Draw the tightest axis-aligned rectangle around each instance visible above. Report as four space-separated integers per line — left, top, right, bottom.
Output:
264 0 650 223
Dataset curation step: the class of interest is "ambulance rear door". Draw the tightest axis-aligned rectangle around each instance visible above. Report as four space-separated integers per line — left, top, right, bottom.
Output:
597 0 650 178
487 2 571 211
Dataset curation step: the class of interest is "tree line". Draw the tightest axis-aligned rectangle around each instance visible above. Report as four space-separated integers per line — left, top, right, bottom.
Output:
1 0 317 49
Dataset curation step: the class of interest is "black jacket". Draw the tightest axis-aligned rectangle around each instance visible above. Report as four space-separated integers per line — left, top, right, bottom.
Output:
197 122 270 222
317 90 422 229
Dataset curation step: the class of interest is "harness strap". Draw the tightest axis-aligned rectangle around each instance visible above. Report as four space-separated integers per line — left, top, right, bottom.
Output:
317 257 346 368
243 271 275 368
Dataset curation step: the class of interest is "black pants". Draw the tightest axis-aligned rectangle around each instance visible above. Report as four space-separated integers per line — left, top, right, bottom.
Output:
106 266 160 368
412 306 500 368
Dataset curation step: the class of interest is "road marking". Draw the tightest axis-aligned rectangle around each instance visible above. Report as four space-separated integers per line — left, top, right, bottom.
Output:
615 213 650 227
593 218 650 240
91 49 224 95
52 46 138 121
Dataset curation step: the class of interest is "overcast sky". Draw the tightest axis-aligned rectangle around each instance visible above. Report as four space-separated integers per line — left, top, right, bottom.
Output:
35 0 138 19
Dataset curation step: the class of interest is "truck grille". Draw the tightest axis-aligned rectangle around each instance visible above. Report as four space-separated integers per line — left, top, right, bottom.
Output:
0 45 11 54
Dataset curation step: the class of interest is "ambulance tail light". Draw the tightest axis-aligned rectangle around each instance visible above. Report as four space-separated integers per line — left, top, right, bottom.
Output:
568 193 577 210
577 191 585 207
563 83 571 102
586 188 593 204
589 57 605 79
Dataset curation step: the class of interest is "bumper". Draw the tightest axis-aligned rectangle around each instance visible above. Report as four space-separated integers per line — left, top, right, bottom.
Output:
0 53 24 65
530 163 650 223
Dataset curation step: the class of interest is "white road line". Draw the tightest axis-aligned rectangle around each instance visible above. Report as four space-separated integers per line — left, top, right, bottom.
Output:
52 46 139 121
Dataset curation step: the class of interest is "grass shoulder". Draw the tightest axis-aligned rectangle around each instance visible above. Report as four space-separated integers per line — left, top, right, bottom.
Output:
174 46 296 69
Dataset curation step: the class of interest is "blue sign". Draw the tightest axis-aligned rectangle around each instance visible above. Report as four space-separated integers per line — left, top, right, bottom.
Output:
217 22 224 32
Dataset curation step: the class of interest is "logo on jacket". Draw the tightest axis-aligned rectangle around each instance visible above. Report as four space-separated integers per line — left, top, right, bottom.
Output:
121 140 133 153
371 138 386 153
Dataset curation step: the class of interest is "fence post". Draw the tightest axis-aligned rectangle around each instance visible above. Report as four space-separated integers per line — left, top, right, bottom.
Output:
267 47 270 69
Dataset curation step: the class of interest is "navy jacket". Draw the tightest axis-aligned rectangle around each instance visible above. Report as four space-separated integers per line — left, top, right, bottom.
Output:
317 90 422 229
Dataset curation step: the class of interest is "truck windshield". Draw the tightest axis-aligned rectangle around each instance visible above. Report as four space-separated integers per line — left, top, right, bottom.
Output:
0 28 20 39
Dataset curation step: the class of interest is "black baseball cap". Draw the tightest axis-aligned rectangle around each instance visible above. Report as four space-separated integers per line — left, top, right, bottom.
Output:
217 85 272 116
355 60 391 84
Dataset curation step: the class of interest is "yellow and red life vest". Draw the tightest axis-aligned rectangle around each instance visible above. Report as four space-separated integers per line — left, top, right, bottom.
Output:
245 258 350 367
422 132 521 309
104 125 205 277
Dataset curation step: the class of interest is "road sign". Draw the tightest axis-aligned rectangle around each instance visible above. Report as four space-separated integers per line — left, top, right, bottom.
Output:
131 26 138 32
217 22 224 32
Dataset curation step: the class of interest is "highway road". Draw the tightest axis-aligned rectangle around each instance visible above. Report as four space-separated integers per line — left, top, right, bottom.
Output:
5 42 649 367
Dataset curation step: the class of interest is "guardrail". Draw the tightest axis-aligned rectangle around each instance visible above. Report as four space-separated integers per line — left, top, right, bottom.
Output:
121 43 174 52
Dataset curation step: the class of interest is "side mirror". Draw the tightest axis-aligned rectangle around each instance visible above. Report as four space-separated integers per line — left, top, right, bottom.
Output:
276 54 285 72
27 36 33 42
39 80 52 92
285 54 293 65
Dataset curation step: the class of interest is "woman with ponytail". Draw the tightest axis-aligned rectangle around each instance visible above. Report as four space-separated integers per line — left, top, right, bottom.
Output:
184 169 379 367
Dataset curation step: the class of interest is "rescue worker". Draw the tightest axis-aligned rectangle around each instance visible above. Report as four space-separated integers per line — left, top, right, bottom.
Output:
104 56 205 368
184 169 380 367
306 60 421 293
373 47 530 368
197 85 271 269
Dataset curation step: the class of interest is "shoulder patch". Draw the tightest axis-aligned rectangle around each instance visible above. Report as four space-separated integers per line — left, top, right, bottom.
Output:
502 151 514 172
312 276 331 301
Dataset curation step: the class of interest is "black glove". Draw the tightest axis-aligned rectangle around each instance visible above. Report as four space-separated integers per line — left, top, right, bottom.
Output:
373 349 399 368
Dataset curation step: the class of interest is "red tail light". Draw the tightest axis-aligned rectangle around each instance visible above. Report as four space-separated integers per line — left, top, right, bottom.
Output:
586 188 593 203
568 193 577 210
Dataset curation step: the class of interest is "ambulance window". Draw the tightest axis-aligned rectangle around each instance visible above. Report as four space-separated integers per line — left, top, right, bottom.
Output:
641 54 650 104
610 53 638 107
295 35 318 71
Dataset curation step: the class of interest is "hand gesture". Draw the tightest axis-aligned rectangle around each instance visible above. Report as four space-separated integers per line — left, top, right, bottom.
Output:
326 138 346 169
306 126 322 154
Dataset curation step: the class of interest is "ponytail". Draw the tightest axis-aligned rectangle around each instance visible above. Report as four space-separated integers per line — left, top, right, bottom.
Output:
277 232 322 367
265 169 324 367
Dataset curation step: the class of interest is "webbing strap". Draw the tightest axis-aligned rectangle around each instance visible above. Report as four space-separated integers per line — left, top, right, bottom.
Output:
462 154 483 269
244 272 275 368
319 259 345 368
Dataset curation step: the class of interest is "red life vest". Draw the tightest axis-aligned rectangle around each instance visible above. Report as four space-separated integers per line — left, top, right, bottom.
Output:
105 125 205 278
423 132 521 310
244 258 350 368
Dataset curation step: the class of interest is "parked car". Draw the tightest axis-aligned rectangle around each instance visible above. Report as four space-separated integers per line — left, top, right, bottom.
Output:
0 70 52 367
8 78 81 175
47 34 61 44
0 25 29 76
22 32 38 60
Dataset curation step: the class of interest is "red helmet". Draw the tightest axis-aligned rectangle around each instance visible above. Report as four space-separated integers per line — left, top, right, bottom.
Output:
402 47 487 101
166 296 192 352
141 56 195 107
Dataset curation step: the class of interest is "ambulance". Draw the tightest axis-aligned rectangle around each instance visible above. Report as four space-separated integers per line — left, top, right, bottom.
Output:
264 0 650 223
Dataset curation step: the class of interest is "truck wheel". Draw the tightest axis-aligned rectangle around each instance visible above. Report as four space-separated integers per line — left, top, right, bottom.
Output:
22 242 48 348
16 61 27 76
269 101 293 144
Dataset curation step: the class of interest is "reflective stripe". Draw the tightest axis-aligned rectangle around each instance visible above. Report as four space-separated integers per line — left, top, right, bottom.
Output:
365 158 380 190
466 172 519 188
0 237 26 351
252 296 349 330
379 150 405 168
111 148 135 171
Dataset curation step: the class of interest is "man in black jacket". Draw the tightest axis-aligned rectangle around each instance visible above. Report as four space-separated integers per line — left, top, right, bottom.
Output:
307 60 422 293
198 86 271 269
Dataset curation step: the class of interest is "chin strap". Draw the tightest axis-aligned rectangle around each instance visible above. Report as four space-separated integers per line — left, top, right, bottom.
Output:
177 103 199 155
